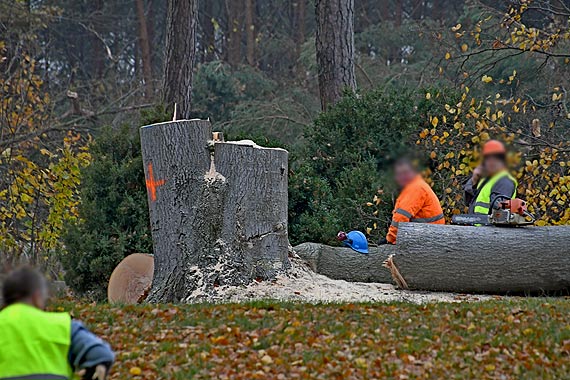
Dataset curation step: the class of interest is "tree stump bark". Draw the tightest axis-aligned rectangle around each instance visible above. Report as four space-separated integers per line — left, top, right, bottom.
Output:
388 223 570 293
140 120 290 302
294 243 396 283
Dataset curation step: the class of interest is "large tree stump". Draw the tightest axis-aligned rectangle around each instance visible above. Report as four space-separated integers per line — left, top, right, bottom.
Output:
140 120 290 302
294 243 396 283
387 223 570 293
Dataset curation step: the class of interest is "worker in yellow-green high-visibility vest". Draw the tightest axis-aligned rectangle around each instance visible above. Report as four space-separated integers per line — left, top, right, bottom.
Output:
0 267 115 380
464 140 518 214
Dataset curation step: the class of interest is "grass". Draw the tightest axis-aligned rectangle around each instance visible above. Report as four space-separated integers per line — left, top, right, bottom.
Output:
51 298 570 379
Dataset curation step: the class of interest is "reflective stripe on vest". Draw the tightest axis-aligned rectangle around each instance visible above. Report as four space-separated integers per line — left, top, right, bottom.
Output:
0 304 72 380
411 213 444 223
473 171 517 214
394 208 412 218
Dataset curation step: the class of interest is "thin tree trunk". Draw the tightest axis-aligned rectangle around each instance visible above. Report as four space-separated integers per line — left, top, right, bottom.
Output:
294 0 307 78
226 0 243 66
295 0 306 60
201 0 216 62
432 0 442 21
91 0 105 79
135 0 153 100
411 0 423 20
395 0 402 26
162 0 198 119
245 0 256 66
315 0 357 110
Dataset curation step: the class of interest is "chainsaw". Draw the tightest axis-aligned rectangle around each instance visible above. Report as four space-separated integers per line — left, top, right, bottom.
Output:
451 197 536 226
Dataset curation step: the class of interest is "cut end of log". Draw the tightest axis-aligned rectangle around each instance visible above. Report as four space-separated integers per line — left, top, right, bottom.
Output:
108 253 154 304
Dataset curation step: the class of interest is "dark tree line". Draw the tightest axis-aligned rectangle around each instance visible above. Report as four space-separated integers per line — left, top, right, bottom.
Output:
8 0 472 120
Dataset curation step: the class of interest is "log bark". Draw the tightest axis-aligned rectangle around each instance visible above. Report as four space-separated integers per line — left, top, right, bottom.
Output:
315 0 357 110
140 120 290 302
162 0 198 119
390 223 570 293
294 243 397 283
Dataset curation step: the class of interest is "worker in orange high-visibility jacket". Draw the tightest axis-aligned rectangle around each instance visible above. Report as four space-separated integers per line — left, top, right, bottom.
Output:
379 158 445 244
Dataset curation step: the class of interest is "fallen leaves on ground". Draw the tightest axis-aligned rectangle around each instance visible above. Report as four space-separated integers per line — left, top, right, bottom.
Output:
51 298 570 379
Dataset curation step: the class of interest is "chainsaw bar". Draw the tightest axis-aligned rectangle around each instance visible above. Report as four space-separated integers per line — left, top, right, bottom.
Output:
451 214 491 226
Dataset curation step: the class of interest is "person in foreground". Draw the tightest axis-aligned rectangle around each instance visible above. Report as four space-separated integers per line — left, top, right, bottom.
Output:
380 158 445 244
0 266 115 380
464 140 518 215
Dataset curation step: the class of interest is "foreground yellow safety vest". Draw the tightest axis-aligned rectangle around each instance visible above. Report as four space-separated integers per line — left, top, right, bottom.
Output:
0 303 73 380
473 171 517 214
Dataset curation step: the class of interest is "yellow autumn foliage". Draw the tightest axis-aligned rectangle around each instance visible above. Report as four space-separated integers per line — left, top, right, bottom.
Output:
0 41 91 264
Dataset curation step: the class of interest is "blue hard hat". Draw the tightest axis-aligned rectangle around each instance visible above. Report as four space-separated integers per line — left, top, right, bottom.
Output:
343 230 369 254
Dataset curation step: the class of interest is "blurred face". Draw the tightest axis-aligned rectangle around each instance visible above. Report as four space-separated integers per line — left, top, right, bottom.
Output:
483 155 506 177
30 282 48 310
394 163 417 188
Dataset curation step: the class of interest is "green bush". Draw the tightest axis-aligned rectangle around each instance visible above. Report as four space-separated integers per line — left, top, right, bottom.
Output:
288 87 429 245
191 61 276 122
61 124 153 300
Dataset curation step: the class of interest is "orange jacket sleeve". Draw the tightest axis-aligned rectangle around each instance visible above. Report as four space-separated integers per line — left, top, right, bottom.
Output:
386 186 427 244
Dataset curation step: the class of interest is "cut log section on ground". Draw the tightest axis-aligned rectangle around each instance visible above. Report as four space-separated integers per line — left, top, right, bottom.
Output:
107 253 154 304
140 120 290 303
386 223 570 293
294 242 397 283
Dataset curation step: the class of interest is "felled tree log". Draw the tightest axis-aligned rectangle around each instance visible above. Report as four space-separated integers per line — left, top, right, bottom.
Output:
388 223 570 293
140 120 290 302
294 242 397 283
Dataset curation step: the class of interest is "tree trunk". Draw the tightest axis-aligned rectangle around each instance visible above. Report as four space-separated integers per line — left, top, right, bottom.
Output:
245 0 256 66
294 242 397 283
91 0 105 79
201 0 216 62
226 0 243 66
162 0 198 119
395 0 402 26
295 0 306 54
140 120 290 302
411 0 423 20
135 0 153 100
315 0 357 110
387 223 570 294
432 0 442 21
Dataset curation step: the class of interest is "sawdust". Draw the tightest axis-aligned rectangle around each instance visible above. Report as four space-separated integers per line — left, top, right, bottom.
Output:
190 258 489 304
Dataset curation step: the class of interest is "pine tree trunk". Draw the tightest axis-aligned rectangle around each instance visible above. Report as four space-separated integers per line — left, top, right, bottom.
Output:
162 0 198 119
245 0 256 66
140 120 290 303
226 0 243 66
411 0 423 20
295 0 306 57
135 0 153 99
395 0 402 26
315 0 357 110
201 0 216 62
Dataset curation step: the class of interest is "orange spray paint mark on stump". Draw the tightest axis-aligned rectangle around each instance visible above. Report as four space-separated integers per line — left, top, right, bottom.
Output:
145 162 165 202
